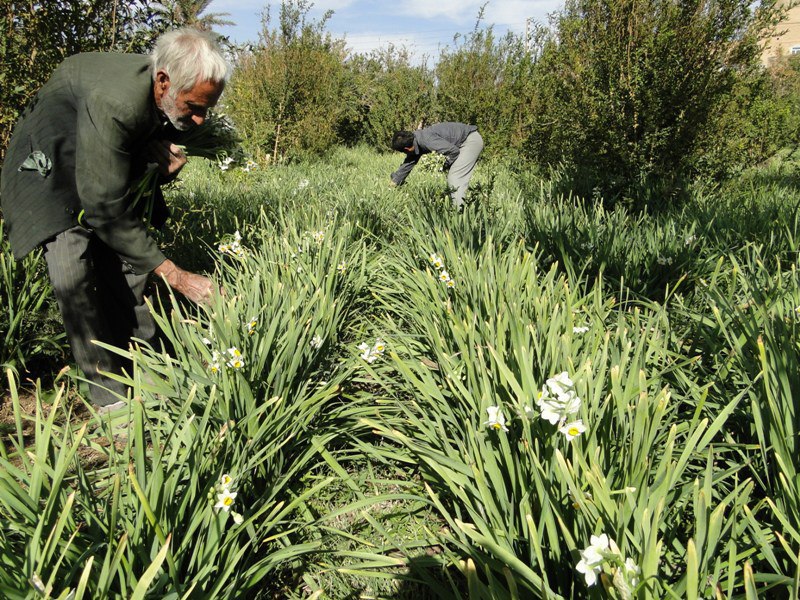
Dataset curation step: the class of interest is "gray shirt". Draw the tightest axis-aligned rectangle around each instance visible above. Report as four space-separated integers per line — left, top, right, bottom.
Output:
390 122 478 185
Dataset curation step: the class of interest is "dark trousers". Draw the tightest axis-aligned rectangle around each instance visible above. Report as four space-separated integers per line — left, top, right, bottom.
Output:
43 226 155 406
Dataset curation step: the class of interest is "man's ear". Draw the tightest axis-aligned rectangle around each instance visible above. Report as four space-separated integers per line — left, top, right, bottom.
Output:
155 69 171 94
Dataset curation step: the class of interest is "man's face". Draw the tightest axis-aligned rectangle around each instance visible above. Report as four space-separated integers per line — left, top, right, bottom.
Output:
156 72 224 131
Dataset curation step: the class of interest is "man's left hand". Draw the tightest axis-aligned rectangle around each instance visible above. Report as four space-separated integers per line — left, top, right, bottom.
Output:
148 140 187 182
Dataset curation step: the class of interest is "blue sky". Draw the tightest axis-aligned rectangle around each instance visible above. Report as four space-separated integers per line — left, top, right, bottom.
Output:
213 0 563 62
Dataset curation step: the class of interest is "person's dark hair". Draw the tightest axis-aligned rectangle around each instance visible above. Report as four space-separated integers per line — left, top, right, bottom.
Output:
391 130 415 151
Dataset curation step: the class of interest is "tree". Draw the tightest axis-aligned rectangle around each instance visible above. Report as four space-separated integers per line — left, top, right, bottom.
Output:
152 0 232 31
224 0 354 161
435 14 540 157
526 0 784 203
345 45 437 149
0 0 168 161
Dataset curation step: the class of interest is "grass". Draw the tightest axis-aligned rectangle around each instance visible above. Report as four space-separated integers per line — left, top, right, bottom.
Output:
2 144 800 597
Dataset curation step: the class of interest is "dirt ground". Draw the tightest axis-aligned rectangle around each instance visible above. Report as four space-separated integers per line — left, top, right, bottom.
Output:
0 370 110 466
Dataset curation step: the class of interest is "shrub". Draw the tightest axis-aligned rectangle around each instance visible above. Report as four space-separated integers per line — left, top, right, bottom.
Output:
345 46 437 150
435 18 539 158
526 0 782 203
0 0 165 161
224 0 354 162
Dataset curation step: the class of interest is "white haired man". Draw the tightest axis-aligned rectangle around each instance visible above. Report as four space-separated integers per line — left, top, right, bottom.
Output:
0 28 229 408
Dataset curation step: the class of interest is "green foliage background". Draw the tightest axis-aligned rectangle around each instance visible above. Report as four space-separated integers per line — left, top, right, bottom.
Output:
2 0 800 197
3 1 800 594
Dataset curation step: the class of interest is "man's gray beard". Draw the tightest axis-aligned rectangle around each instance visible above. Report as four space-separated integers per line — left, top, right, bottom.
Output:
162 91 193 131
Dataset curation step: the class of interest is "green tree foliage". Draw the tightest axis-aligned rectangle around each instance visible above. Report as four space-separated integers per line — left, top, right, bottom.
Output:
435 18 539 157
694 55 800 178
153 0 233 31
345 46 437 149
224 0 353 161
0 0 168 161
526 0 782 202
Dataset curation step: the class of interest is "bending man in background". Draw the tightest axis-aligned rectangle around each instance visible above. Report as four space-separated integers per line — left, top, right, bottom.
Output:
0 28 229 409
390 122 484 208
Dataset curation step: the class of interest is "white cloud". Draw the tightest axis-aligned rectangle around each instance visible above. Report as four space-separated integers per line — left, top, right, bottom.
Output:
214 0 565 53
341 30 451 64
312 0 359 11
483 0 563 26
394 0 560 28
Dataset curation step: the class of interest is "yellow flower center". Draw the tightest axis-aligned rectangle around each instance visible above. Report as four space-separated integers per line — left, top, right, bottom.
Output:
224 497 233 506
568 427 580 436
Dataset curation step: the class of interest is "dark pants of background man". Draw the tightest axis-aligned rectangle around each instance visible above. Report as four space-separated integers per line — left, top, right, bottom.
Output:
43 225 156 406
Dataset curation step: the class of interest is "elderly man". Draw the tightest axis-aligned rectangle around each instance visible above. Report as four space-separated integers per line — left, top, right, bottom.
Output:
390 122 484 208
0 28 229 408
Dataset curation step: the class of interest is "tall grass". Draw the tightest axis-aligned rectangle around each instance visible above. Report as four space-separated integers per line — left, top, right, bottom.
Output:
3 146 800 597
0 225 65 378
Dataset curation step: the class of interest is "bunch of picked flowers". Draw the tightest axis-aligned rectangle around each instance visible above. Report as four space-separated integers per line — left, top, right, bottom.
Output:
416 151 447 174
131 111 242 224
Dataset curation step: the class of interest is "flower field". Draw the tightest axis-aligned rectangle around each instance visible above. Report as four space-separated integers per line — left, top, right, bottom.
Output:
2 146 800 598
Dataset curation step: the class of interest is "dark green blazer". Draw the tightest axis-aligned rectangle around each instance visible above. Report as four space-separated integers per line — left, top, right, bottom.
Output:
0 52 170 273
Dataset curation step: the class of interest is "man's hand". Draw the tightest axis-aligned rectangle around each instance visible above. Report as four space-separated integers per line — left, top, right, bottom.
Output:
154 259 218 304
147 140 187 182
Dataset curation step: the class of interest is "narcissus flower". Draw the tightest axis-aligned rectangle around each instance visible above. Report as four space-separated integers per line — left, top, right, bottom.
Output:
219 474 233 489
310 334 323 349
246 317 257 335
232 511 244 525
215 489 237 512
337 262 347 274
218 155 234 171
623 557 640 588
537 372 581 425
546 371 574 396
559 419 587 440
358 338 385 363
575 534 622 586
484 406 509 432
312 230 325 244
428 253 444 269
218 230 246 257
226 347 245 369
208 351 221 374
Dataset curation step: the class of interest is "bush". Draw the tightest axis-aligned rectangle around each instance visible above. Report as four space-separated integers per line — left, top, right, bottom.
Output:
345 46 437 150
435 20 539 158
0 0 165 161
224 0 355 162
525 0 782 203
693 56 800 179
